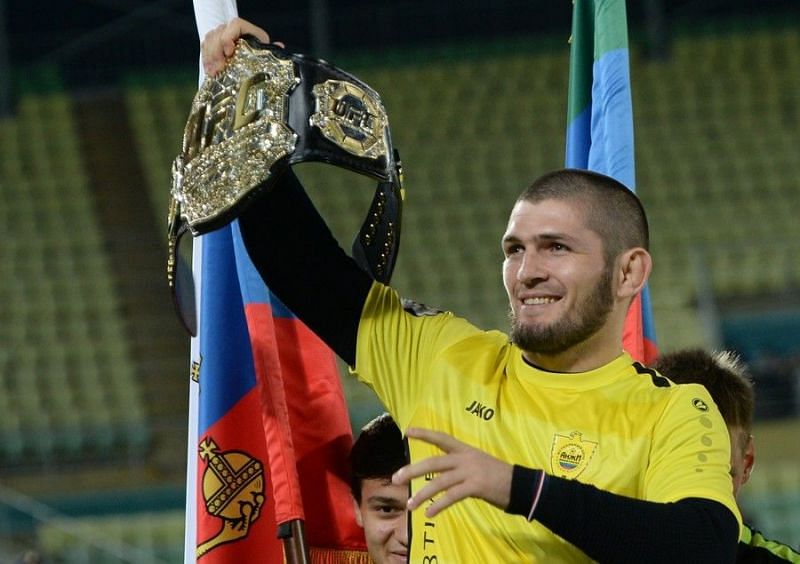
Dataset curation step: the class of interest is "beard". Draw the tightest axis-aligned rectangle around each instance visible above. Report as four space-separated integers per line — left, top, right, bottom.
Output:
509 266 614 355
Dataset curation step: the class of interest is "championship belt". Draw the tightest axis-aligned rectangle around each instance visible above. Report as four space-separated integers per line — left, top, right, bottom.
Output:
168 36 403 335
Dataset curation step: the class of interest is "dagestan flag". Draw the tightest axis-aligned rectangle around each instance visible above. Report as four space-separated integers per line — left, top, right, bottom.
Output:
565 0 658 364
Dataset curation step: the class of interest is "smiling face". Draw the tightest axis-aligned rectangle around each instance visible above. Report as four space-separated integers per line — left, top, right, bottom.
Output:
502 198 618 367
353 478 409 564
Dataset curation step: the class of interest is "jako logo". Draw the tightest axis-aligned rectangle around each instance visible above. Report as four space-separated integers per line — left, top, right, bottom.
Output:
465 400 495 421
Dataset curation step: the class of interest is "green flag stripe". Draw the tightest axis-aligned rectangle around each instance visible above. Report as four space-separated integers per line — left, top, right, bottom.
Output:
566 0 629 124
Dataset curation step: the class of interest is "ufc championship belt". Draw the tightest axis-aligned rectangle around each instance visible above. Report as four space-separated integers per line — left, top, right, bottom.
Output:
168 36 403 336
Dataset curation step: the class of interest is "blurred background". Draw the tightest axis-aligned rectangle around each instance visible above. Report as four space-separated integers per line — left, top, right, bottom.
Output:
1 0 799 561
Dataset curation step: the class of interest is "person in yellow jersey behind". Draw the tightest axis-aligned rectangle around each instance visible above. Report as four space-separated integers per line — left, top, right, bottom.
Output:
201 18 741 562
654 349 800 564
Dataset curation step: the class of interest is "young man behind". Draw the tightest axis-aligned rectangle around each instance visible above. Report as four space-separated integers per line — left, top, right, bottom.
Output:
654 348 800 563
349 414 409 564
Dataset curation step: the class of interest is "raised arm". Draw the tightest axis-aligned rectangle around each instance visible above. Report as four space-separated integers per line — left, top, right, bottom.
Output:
239 169 373 365
202 19 385 364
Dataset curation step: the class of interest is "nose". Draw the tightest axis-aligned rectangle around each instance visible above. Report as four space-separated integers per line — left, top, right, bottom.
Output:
397 511 409 547
516 249 546 286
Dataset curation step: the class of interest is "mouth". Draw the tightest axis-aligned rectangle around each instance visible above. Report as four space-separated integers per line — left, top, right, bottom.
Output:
515 295 562 320
522 296 560 306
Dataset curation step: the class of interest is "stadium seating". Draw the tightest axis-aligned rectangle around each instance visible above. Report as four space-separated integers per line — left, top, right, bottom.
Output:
36 510 184 564
0 93 149 467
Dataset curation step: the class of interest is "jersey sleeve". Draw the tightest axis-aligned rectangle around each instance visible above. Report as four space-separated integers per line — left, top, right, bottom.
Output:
644 382 742 527
740 524 800 563
352 282 481 430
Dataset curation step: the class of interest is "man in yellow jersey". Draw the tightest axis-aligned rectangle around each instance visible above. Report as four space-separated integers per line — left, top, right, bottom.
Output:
654 349 800 563
350 414 409 564
201 19 741 562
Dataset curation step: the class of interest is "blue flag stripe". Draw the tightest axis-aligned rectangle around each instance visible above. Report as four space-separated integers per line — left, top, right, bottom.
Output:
565 106 592 172
640 286 657 341
198 225 257 434
566 48 636 192
588 48 636 191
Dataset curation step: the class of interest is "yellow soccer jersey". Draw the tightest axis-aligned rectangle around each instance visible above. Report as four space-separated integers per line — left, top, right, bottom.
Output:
354 283 741 563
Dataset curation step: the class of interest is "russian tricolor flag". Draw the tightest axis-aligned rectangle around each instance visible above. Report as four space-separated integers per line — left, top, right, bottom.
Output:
185 2 368 562
185 222 368 564
565 0 658 364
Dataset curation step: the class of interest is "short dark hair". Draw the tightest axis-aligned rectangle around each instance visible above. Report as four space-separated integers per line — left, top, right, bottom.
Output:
349 413 406 503
518 168 649 262
653 348 754 433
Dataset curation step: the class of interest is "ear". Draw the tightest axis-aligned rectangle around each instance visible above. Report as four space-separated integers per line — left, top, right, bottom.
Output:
742 435 755 487
352 496 364 528
615 247 652 300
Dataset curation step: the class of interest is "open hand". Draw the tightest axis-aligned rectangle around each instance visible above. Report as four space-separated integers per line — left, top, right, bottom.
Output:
392 427 514 518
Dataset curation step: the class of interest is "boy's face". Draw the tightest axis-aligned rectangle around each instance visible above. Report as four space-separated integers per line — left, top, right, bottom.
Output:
354 478 409 564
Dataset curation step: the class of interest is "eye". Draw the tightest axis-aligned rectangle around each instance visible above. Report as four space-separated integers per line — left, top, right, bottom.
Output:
374 504 403 516
503 243 523 257
548 242 569 253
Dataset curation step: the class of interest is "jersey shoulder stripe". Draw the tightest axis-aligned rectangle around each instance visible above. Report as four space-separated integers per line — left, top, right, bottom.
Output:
633 361 672 388
739 525 800 563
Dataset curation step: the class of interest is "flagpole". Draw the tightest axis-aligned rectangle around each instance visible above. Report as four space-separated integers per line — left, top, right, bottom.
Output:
280 521 310 564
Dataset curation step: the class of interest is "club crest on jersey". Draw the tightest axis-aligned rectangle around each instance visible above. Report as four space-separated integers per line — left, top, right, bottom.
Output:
550 431 597 478
196 437 265 558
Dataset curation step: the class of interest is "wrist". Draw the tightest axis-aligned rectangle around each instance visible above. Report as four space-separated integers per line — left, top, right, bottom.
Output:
505 465 547 521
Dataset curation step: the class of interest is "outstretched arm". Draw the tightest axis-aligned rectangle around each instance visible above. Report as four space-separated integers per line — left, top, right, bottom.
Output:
205 18 376 365
393 428 738 564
